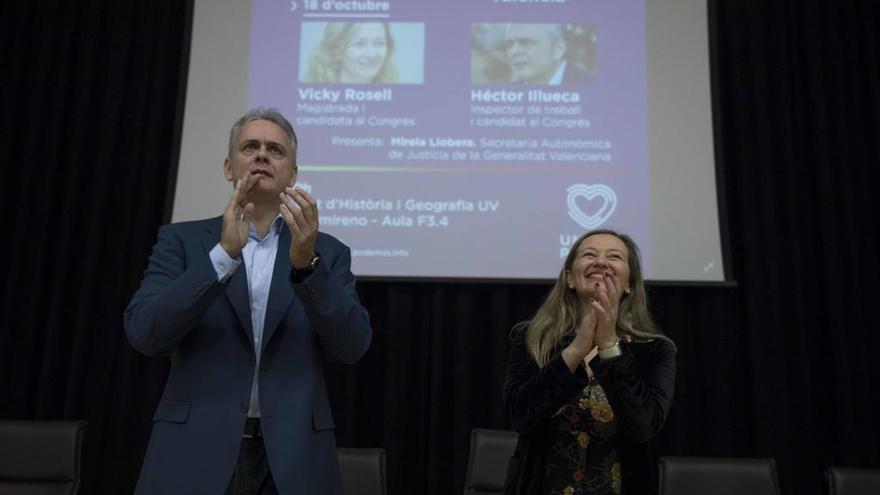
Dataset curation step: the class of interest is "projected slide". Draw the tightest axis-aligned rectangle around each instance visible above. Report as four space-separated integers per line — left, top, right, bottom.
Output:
245 0 650 280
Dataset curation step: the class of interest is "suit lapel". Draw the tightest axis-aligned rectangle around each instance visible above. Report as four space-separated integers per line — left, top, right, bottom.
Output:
201 220 254 341
262 225 294 350
226 261 255 342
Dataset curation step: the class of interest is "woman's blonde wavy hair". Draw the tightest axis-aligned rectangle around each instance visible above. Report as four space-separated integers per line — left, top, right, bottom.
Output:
520 229 674 367
305 22 398 83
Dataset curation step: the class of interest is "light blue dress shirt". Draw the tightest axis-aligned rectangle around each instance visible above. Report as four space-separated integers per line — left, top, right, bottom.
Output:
209 216 285 418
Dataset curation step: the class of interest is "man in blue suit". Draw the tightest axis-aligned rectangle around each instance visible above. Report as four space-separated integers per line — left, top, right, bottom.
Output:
124 107 372 494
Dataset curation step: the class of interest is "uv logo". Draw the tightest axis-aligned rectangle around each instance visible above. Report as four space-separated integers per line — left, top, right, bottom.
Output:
566 183 617 229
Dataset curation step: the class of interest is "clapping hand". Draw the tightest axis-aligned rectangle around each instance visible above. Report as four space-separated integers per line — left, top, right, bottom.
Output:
562 307 597 372
589 272 622 349
219 172 258 258
279 186 319 268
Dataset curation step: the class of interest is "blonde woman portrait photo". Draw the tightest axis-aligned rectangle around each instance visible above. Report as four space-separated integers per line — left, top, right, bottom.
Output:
300 22 425 84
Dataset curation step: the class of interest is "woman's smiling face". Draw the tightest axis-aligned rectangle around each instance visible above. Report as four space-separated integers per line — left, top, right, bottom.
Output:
566 233 631 300
339 23 388 83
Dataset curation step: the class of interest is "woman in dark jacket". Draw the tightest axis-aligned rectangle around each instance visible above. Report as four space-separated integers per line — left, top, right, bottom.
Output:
503 230 676 495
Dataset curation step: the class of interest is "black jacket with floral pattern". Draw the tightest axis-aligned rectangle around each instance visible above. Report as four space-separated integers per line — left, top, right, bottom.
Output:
502 328 676 495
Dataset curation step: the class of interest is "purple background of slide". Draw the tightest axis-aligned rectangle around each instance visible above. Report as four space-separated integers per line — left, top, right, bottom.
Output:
247 0 649 279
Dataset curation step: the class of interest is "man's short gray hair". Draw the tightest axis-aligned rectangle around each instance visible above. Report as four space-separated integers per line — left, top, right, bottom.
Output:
228 107 298 164
505 22 565 43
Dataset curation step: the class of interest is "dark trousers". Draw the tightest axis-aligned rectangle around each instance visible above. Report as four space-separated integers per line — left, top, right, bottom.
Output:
225 419 279 495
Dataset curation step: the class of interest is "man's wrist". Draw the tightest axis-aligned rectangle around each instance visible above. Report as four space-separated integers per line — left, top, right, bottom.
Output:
291 251 317 270
219 242 241 259
210 244 241 282
290 253 321 282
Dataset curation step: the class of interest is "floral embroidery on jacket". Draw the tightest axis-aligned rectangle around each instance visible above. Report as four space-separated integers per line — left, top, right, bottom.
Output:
542 381 620 495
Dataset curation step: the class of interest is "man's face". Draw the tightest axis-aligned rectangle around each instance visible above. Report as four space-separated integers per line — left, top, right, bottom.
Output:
504 24 564 84
224 119 297 199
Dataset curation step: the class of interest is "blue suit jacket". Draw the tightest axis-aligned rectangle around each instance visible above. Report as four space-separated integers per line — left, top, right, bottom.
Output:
560 63 595 85
124 216 372 494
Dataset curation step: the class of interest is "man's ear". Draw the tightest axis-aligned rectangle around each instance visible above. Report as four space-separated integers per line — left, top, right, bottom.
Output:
553 39 566 61
223 157 234 182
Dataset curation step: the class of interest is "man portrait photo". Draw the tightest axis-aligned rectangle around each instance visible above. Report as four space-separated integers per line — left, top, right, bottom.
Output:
470 22 597 85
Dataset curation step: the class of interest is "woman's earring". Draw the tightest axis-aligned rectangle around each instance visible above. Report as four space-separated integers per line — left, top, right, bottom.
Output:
624 287 632 295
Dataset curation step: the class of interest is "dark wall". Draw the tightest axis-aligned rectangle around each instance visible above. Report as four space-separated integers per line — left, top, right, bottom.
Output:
1 1 878 494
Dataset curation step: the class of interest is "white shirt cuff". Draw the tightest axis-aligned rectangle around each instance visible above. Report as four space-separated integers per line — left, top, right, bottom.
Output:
209 244 241 282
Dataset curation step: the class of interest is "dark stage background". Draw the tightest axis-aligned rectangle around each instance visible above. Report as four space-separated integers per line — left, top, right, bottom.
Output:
1 1 878 494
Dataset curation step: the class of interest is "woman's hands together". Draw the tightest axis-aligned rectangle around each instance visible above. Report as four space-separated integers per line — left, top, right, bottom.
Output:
562 273 623 372
589 272 622 350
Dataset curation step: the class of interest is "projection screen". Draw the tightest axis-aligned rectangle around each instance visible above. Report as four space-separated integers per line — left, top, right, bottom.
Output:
173 0 726 282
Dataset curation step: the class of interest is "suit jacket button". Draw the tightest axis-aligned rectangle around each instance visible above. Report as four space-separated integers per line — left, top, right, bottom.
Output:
240 404 249 413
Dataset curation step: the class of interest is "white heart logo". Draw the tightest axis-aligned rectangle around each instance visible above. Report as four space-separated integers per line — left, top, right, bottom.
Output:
566 184 617 229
